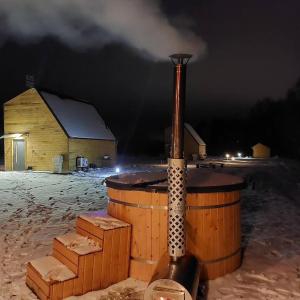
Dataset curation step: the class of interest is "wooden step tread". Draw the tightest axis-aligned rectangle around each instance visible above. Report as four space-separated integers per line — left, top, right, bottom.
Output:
29 256 76 283
56 233 102 255
79 211 130 231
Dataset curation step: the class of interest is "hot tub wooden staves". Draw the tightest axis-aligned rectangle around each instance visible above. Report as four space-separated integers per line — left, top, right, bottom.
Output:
106 169 245 282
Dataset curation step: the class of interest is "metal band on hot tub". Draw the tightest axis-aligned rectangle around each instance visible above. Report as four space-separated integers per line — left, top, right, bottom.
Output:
108 198 240 210
131 247 241 265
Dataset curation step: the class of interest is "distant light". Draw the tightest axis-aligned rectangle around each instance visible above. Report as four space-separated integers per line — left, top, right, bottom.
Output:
237 152 242 158
231 156 235 161
225 153 230 159
115 167 120 173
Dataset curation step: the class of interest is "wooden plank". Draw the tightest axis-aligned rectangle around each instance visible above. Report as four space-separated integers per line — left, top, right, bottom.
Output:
76 227 103 247
129 259 155 282
76 217 104 240
69 139 116 170
159 193 168 257
62 279 74 299
145 199 152 263
82 254 94 294
26 275 48 300
52 249 77 275
53 239 79 267
109 228 121 285
151 193 160 262
101 230 113 288
73 256 85 296
51 283 63 300
118 226 131 281
92 252 103 290
27 263 50 296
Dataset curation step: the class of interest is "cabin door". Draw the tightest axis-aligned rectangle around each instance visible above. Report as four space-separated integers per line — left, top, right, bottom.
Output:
13 140 25 171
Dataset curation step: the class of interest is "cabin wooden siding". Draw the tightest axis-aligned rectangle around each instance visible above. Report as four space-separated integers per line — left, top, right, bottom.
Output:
4 89 69 171
252 143 271 158
184 128 206 160
165 126 206 160
199 144 206 159
68 139 116 171
184 128 200 160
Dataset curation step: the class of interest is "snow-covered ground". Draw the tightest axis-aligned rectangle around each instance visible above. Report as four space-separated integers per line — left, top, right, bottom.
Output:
0 159 300 299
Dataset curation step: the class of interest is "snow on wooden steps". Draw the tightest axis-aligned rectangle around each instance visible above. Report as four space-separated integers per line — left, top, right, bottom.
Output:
56 232 102 255
30 256 76 282
79 211 130 230
26 256 76 300
76 211 132 289
26 211 132 300
53 233 102 276
76 210 130 245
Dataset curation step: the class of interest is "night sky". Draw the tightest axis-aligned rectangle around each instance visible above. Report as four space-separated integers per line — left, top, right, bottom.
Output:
0 0 299 155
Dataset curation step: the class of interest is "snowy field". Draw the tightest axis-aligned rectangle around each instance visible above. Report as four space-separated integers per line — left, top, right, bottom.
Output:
0 159 300 299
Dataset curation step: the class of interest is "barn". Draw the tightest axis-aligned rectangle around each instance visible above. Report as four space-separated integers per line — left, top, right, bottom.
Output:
2 88 116 172
165 123 206 160
252 143 271 158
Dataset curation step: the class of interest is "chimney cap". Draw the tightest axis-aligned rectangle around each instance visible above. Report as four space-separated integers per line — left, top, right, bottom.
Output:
169 53 192 65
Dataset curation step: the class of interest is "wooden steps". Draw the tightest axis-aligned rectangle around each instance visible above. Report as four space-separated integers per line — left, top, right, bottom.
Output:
27 256 76 300
26 211 131 300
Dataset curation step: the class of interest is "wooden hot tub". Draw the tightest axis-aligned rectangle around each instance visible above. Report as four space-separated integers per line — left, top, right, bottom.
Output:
106 169 245 282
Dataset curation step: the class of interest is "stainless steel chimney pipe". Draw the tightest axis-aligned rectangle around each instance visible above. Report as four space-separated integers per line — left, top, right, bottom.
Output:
144 54 201 300
168 54 191 260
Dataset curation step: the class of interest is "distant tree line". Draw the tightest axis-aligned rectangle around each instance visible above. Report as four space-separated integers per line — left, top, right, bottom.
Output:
196 79 300 158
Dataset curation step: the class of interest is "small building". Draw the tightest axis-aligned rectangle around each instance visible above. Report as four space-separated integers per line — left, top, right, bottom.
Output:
165 123 206 160
2 88 116 172
252 143 271 158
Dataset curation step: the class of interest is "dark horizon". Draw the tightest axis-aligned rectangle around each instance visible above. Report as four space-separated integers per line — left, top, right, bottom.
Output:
1 0 300 156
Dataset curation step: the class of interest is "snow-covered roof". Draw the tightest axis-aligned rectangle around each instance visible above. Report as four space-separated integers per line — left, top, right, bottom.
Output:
40 91 115 141
184 123 206 145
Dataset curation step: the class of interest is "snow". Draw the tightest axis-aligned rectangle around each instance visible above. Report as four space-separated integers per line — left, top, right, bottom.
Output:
0 158 300 299
65 278 147 300
30 256 76 282
56 233 101 255
0 171 108 299
79 212 130 230
40 91 115 140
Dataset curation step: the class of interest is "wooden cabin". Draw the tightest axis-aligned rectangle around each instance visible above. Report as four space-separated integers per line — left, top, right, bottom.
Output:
252 143 271 158
3 88 116 172
165 123 206 160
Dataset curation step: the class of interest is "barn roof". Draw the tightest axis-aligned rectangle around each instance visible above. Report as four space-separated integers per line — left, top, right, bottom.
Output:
184 123 206 145
40 91 115 141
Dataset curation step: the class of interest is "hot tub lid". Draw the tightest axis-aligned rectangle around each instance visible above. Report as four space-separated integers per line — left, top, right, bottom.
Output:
105 169 245 193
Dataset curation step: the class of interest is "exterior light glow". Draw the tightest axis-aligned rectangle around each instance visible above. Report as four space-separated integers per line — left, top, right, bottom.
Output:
237 152 242 158
13 133 23 139
231 156 235 161
115 167 120 173
225 153 230 159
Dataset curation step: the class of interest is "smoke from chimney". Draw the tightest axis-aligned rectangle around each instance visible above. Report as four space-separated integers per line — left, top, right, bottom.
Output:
0 0 206 61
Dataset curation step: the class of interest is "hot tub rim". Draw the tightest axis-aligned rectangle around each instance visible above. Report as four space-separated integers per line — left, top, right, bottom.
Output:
105 179 246 193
